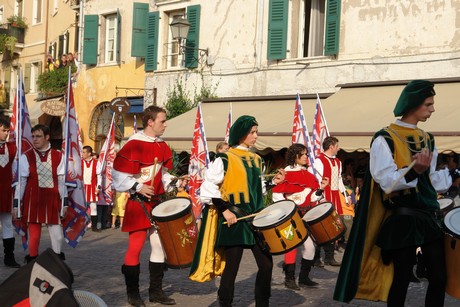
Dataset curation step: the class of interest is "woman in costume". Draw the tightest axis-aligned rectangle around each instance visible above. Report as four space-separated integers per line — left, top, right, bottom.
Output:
272 143 329 290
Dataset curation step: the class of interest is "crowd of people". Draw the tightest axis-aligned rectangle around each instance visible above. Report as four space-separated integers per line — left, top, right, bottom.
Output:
0 80 459 307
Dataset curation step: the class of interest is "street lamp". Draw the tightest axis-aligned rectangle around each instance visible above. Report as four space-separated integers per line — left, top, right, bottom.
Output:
169 15 209 66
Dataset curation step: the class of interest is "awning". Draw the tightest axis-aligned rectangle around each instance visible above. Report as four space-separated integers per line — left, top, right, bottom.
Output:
162 96 320 152
127 97 144 114
28 101 45 124
322 82 460 152
162 82 460 153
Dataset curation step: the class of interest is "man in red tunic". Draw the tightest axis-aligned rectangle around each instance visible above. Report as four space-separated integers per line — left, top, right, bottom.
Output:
113 106 175 306
312 136 349 266
81 145 101 232
0 118 20 267
15 124 66 263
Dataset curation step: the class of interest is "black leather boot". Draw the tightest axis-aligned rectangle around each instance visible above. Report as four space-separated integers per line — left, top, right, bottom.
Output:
149 262 176 305
299 258 318 287
3 238 20 268
283 263 300 290
91 216 100 232
121 264 145 307
24 254 37 263
324 242 341 266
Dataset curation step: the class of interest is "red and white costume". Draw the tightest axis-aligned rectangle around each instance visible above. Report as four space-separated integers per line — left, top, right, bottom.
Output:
272 165 323 263
82 158 99 203
19 147 64 224
313 153 346 215
113 133 173 232
113 132 173 265
16 145 66 257
0 141 17 239
0 142 16 213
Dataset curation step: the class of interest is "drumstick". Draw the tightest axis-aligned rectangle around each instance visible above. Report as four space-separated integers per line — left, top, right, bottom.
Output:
222 212 261 224
384 160 417 195
259 174 278 178
150 157 158 188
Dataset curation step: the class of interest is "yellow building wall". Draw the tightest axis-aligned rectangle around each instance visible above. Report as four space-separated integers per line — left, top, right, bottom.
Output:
73 60 145 148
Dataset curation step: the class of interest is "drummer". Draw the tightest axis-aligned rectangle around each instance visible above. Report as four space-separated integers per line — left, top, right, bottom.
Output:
113 106 176 306
334 80 452 306
199 115 283 307
272 143 329 290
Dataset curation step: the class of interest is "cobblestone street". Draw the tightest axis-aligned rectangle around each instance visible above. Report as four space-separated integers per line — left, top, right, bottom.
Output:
0 227 458 306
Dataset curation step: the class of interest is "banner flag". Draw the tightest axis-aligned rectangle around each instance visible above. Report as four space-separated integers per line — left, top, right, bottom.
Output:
188 103 210 219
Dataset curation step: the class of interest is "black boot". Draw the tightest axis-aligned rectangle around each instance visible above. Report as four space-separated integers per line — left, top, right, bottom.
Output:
283 263 300 290
91 216 100 232
299 258 318 287
121 264 145 307
255 297 269 307
313 246 324 267
149 262 176 305
3 238 20 268
324 243 341 266
24 254 37 264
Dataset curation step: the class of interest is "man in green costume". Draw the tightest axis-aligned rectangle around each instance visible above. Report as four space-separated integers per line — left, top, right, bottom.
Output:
334 80 452 306
195 115 281 307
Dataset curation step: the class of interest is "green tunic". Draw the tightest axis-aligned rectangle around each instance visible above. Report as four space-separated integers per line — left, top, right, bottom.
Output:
215 148 264 247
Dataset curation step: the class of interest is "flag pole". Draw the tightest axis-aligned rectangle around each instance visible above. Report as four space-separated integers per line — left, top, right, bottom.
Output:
15 69 22 219
61 67 73 217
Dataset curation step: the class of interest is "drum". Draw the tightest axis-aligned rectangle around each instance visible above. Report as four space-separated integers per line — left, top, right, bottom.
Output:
151 197 197 269
443 207 460 299
438 197 454 216
302 202 346 246
252 200 308 255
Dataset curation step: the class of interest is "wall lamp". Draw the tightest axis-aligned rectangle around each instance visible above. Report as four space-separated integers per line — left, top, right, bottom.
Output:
170 15 210 66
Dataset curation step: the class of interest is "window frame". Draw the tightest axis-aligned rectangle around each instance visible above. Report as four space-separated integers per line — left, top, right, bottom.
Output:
104 13 119 64
32 0 43 25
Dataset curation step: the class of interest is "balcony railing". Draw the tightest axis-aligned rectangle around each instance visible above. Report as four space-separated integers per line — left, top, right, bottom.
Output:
7 25 25 44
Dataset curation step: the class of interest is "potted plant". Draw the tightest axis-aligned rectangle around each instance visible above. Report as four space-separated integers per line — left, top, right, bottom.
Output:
7 15 28 29
0 34 17 57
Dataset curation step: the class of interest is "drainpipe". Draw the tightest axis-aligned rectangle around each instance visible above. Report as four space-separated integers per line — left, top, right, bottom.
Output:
44 0 50 70
256 0 264 69
78 0 84 59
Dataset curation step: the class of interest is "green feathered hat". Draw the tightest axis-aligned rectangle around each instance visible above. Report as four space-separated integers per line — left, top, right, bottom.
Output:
393 80 435 116
228 115 258 147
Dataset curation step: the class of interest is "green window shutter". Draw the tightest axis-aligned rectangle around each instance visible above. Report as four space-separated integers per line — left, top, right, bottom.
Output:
83 15 99 65
324 0 341 56
58 35 64 57
37 61 42 75
131 2 148 58
117 9 122 63
24 63 31 93
184 5 201 69
267 0 287 60
145 12 159 72
4 67 11 92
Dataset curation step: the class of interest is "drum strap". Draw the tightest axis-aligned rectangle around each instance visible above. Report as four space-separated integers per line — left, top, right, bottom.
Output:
138 201 155 226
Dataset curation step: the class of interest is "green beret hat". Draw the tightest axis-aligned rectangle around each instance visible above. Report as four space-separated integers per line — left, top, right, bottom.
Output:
393 80 435 116
228 115 258 147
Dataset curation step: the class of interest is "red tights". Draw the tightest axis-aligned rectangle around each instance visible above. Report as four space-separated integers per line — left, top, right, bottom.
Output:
28 223 42 257
284 248 297 265
124 230 148 266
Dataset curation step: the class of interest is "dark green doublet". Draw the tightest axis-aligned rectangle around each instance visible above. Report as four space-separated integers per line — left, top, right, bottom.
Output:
215 149 264 247
373 129 442 250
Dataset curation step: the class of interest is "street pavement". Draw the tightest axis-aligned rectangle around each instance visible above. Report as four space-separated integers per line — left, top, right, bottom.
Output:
0 226 458 306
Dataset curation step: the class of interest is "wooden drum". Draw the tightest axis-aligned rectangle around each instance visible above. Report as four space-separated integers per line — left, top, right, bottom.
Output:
443 206 460 299
151 197 197 269
302 202 346 246
252 200 308 255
